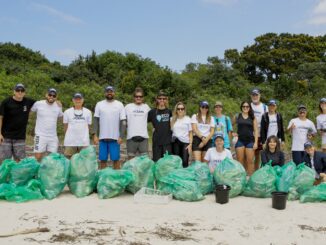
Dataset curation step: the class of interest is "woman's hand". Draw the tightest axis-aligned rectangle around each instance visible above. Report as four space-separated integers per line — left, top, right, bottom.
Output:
253 142 258 150
186 144 192 154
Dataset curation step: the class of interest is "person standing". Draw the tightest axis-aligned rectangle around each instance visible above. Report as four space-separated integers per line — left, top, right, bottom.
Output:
171 102 192 168
147 91 172 161
63 93 92 158
0 83 36 163
317 98 326 153
287 105 317 165
31 88 63 161
93 86 126 169
125 87 150 159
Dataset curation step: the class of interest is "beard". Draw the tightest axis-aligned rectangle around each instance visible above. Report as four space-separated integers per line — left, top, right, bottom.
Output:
106 94 114 101
46 98 55 104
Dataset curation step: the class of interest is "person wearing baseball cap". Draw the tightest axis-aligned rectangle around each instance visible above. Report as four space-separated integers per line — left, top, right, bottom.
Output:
303 142 326 182
317 98 326 153
204 132 233 173
63 93 92 158
0 83 36 162
287 104 317 165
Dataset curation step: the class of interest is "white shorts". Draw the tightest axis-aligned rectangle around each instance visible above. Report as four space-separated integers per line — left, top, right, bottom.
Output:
34 135 59 153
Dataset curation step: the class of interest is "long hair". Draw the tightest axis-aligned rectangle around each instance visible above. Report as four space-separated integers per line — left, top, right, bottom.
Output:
264 135 281 153
196 104 211 124
319 101 325 113
240 101 255 120
171 102 186 127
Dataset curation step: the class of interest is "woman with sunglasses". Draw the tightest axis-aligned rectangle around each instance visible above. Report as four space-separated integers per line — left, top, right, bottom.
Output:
233 101 258 175
171 102 192 167
191 101 215 162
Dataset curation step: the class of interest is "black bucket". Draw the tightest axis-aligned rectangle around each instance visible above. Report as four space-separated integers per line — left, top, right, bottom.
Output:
272 191 288 210
215 185 231 204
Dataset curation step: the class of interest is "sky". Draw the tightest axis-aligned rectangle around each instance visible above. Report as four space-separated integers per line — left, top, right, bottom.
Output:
1 0 326 71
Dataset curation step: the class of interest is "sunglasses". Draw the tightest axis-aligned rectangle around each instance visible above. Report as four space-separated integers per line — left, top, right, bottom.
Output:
201 106 209 109
157 97 167 101
134 95 143 98
15 89 25 93
242 105 250 108
48 93 57 98
299 110 307 114
177 107 185 111
214 105 222 108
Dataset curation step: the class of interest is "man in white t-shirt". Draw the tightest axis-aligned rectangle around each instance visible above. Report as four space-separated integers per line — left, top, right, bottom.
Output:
250 88 268 170
31 88 63 161
287 104 317 165
125 87 150 159
63 93 92 158
93 86 126 169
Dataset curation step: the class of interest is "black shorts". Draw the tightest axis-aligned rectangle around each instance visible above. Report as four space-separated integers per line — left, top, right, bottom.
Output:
192 136 212 152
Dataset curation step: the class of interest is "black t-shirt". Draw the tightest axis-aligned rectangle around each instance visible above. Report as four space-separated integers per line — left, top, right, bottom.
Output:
0 97 36 139
148 108 172 146
237 113 254 143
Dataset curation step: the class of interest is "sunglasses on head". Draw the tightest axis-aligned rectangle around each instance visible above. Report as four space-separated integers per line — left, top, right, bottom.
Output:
15 89 25 93
177 107 185 111
48 93 57 98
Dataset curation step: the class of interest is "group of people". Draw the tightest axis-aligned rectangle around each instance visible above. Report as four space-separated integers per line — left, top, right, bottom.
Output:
0 84 325 181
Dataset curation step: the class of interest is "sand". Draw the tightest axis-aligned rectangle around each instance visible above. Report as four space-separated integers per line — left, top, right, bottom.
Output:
0 190 325 245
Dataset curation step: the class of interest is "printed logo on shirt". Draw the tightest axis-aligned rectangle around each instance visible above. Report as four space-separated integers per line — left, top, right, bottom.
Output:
156 114 162 122
23 106 27 112
156 113 170 123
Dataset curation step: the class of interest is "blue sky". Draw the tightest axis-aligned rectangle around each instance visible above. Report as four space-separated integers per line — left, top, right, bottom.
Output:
1 0 326 71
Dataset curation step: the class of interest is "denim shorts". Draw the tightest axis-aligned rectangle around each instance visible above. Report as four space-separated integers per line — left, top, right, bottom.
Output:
235 140 254 149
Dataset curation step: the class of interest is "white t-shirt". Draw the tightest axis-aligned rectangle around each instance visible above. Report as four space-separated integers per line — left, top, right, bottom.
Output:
316 114 326 145
94 100 126 140
204 148 233 172
63 107 92 146
125 103 150 140
31 100 63 137
191 114 215 137
267 114 278 139
172 116 192 143
287 118 317 151
251 102 268 137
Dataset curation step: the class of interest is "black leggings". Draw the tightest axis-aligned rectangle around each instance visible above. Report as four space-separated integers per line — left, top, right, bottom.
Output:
152 144 172 162
172 138 190 168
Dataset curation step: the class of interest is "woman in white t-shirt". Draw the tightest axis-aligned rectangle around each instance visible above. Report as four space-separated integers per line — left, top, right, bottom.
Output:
191 101 215 162
171 102 193 167
317 98 326 153
204 132 233 173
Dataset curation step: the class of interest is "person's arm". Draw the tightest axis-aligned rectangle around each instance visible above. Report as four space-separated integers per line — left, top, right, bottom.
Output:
260 113 267 145
253 118 258 150
287 119 295 133
63 123 68 134
279 113 285 143
93 117 99 145
0 116 4 144
261 151 268 166
279 151 285 166
118 119 127 144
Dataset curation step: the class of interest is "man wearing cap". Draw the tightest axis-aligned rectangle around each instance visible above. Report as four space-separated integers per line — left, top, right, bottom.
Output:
287 105 317 165
250 88 268 170
31 88 63 161
63 93 92 158
93 86 126 169
213 101 233 149
303 142 326 182
317 98 326 153
0 84 36 162
260 99 285 146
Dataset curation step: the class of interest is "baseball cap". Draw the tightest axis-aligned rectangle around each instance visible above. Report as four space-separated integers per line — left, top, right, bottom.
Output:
213 132 224 141
251 88 260 95
14 83 25 90
297 104 307 111
320 98 326 103
200 101 209 107
157 90 167 98
73 93 83 99
214 101 223 107
105 86 115 92
48 88 57 95
268 99 277 106
304 141 314 149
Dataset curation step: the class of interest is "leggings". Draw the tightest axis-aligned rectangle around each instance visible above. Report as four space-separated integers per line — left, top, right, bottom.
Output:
172 138 190 168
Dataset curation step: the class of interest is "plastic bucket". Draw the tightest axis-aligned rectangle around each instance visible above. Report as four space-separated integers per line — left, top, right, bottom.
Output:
272 191 288 210
215 185 231 204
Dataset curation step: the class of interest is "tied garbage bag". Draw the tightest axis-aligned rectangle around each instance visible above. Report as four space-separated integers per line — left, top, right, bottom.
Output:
0 179 44 203
188 161 213 195
97 168 134 199
68 146 98 198
38 153 70 200
300 183 326 203
157 169 204 202
243 163 276 198
10 158 40 186
213 158 246 197
122 155 155 193
275 161 296 192
0 159 16 184
288 163 315 200
154 153 182 181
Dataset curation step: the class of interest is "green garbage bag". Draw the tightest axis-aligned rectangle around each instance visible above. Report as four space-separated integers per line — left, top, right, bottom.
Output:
213 158 246 197
275 161 296 192
0 159 16 184
243 163 276 198
9 158 40 186
38 153 70 200
68 146 98 198
157 169 204 202
122 155 155 193
288 163 315 200
300 183 326 203
187 161 213 195
0 179 44 203
154 153 182 181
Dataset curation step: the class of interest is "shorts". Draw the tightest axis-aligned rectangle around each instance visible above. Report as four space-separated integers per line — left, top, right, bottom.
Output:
255 137 263 152
192 136 211 152
126 138 148 157
235 140 254 149
0 138 26 162
64 146 88 157
34 135 59 153
99 139 120 161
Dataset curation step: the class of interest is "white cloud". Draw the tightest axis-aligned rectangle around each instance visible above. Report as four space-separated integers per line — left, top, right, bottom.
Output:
31 2 84 24
313 0 326 14
56 49 79 60
308 15 326 25
201 0 238 6
308 0 326 26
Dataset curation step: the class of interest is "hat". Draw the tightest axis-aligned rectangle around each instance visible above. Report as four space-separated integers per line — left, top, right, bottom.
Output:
268 99 277 106
251 88 260 95
73 93 83 99
297 104 307 111
200 101 209 107
105 86 115 92
213 132 224 141
304 141 314 149
214 101 223 107
157 90 167 98
14 83 25 90
48 88 57 95
320 98 326 103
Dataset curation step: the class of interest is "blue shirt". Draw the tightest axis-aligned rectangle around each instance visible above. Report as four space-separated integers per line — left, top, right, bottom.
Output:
213 115 233 148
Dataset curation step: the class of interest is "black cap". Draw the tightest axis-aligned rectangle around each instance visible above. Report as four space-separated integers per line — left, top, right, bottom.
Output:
200 101 209 107
251 88 260 95
304 141 314 149
320 98 326 103
268 99 277 106
157 90 167 98
73 93 83 99
105 86 115 92
297 104 307 111
14 83 25 90
48 88 57 95
213 132 224 141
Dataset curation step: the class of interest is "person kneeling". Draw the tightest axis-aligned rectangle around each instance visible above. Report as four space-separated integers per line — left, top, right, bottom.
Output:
260 135 285 167
303 142 326 183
